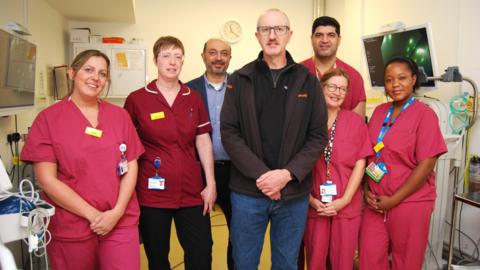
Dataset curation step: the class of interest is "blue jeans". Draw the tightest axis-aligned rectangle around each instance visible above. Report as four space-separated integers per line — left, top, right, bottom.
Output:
230 192 309 270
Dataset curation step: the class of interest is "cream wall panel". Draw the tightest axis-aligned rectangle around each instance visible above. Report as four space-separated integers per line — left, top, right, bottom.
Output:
326 0 462 110
0 0 66 173
69 0 314 84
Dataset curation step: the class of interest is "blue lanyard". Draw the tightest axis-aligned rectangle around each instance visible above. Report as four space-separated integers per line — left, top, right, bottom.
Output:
154 158 161 176
375 97 415 159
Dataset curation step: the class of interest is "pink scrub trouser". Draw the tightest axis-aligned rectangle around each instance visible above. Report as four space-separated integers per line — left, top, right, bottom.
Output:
304 215 361 270
359 201 434 270
47 225 140 270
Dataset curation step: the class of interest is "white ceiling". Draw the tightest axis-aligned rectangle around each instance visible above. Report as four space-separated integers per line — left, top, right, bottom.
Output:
45 0 136 23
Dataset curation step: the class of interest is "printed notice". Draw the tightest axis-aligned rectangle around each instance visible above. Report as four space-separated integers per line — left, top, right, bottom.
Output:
116 52 129 68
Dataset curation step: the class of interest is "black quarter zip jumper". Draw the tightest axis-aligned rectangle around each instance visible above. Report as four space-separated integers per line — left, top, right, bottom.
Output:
221 51 328 200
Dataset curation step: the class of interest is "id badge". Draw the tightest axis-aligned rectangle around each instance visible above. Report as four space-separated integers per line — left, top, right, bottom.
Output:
117 159 128 176
321 195 333 203
365 162 385 182
148 176 165 190
320 183 337 196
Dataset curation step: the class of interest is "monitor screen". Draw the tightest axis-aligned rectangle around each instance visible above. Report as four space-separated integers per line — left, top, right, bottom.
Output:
362 24 437 88
0 29 36 116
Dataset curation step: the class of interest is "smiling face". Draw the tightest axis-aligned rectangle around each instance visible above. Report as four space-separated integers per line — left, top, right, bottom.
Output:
322 75 348 110
255 10 292 58
384 62 417 105
202 39 231 76
155 45 184 81
69 56 109 100
311 25 341 59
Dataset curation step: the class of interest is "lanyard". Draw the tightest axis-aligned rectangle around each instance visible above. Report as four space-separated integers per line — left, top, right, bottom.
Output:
314 60 337 81
375 97 415 159
154 158 161 176
324 117 338 180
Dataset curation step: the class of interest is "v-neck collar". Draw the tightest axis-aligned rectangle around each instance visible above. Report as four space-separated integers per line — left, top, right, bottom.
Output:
67 97 103 129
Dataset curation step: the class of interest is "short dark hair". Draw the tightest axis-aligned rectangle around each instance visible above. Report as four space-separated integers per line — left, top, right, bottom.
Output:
384 56 420 90
312 16 340 35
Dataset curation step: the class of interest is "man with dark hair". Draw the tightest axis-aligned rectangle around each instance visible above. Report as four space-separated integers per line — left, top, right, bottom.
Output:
186 38 234 269
301 16 366 116
221 9 327 270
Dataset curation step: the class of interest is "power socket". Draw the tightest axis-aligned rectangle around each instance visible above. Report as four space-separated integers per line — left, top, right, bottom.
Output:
6 132 21 144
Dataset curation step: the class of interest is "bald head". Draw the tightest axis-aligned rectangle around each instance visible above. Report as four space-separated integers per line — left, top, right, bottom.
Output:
203 38 231 54
201 38 232 77
255 9 292 61
257 8 290 28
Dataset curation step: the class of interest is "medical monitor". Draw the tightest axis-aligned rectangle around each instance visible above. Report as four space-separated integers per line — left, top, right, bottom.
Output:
0 29 36 116
362 23 437 89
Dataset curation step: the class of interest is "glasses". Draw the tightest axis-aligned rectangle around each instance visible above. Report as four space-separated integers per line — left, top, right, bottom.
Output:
256 25 290 36
324 83 347 94
159 53 184 62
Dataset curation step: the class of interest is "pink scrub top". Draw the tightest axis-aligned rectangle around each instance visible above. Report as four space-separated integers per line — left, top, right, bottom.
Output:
301 58 366 111
309 110 373 218
124 80 212 209
366 99 448 202
20 99 145 240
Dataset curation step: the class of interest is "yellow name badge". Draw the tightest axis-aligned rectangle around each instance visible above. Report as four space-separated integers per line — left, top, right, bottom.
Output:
373 141 384 153
150 112 165 120
85 127 103 138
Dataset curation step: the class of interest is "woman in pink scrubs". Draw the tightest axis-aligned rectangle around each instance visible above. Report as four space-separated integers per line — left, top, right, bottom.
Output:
359 56 447 270
20 50 145 270
303 68 372 270
124 36 216 270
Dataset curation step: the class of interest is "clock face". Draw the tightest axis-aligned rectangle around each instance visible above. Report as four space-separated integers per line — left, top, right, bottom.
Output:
221 20 242 43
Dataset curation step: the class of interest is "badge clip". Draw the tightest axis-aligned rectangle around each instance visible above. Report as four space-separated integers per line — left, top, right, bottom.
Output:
149 158 165 190
117 143 128 176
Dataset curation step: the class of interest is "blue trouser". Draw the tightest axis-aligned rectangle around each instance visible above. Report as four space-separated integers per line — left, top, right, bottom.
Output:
230 191 309 270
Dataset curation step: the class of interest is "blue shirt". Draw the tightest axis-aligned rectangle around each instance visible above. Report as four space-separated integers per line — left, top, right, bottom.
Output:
204 74 229 160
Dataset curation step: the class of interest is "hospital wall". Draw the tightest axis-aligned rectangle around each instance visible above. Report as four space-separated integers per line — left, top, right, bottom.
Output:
0 0 66 177
68 0 315 85
326 0 480 257
0 0 65 265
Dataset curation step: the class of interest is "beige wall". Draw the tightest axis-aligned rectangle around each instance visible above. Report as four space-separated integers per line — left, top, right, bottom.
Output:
325 0 464 114
1 0 480 265
326 0 480 256
69 0 315 83
0 0 66 172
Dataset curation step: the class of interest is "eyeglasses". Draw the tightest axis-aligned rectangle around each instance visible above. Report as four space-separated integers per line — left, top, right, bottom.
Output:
256 25 290 36
324 83 347 94
159 53 184 62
